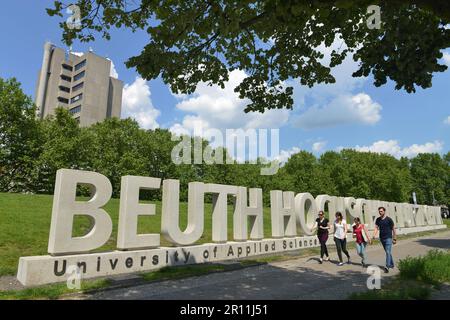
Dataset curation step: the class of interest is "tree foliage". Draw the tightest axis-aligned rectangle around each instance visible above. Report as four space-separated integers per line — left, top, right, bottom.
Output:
0 77 448 206
0 78 40 192
410 153 449 205
47 0 450 112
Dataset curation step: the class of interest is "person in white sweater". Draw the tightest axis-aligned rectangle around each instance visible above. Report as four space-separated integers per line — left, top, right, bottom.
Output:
333 211 350 266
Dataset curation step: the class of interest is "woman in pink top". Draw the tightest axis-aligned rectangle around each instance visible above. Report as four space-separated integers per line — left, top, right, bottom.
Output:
352 217 371 267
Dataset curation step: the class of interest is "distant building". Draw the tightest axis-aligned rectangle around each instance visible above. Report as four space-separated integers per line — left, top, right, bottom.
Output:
35 42 123 126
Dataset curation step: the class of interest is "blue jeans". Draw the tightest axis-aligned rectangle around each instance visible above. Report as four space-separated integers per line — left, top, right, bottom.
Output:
381 238 394 268
356 242 367 265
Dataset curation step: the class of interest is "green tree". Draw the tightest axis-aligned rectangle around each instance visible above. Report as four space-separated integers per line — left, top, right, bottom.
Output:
336 150 412 202
446 151 450 205
31 108 90 193
48 1 450 112
0 78 41 192
282 151 324 195
87 117 151 197
444 151 450 164
410 153 449 205
318 151 348 196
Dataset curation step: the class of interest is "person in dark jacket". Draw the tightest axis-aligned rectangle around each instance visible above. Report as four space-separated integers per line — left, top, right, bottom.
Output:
371 206 397 273
312 211 330 264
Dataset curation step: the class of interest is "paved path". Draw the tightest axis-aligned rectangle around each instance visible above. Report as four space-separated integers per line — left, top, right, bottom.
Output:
87 231 450 300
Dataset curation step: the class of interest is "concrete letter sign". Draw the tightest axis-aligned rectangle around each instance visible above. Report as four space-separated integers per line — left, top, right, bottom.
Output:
206 184 238 243
365 200 378 230
270 190 296 238
344 197 359 222
435 206 443 225
233 187 264 241
393 203 406 228
355 198 369 226
117 176 161 250
403 203 416 227
424 206 436 225
334 196 346 220
295 193 317 236
48 169 113 255
17 169 447 286
161 180 205 245
417 205 428 226
385 202 397 224
315 195 336 221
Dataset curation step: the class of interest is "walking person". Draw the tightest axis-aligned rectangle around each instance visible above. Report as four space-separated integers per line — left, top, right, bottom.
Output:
312 211 330 264
370 206 396 273
352 217 370 267
333 212 350 266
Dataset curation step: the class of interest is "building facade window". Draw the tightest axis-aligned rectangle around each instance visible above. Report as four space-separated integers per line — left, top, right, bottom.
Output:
59 85 70 93
72 82 84 92
70 93 83 104
60 74 71 82
75 60 86 71
57 97 69 104
74 71 85 82
62 64 73 71
69 105 82 114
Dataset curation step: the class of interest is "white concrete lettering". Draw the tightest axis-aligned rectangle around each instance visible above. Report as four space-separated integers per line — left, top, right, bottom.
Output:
18 169 447 286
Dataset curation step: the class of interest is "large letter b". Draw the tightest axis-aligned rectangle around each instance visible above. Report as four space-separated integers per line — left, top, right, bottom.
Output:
48 169 113 255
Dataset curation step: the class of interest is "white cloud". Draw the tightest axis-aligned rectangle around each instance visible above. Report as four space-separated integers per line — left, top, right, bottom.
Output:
444 116 450 125
294 93 382 129
274 146 301 164
169 123 190 136
312 140 327 153
169 69 290 135
443 52 450 66
170 35 379 135
109 60 118 79
106 58 118 78
352 140 444 158
71 51 84 57
289 35 382 130
122 77 160 129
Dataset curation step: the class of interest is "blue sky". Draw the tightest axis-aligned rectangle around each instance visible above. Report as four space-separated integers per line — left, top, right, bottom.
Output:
1 1 449 160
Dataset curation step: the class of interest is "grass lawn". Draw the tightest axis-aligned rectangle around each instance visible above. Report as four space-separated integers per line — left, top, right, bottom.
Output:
444 218 450 228
0 278 111 300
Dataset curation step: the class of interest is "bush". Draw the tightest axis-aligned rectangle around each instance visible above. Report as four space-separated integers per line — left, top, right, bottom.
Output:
399 250 450 285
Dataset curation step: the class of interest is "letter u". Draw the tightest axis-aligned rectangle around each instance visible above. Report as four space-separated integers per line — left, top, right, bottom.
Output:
54 260 67 276
161 179 205 245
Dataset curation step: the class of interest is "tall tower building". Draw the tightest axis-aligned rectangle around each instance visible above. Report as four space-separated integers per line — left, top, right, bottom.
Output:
35 42 123 126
